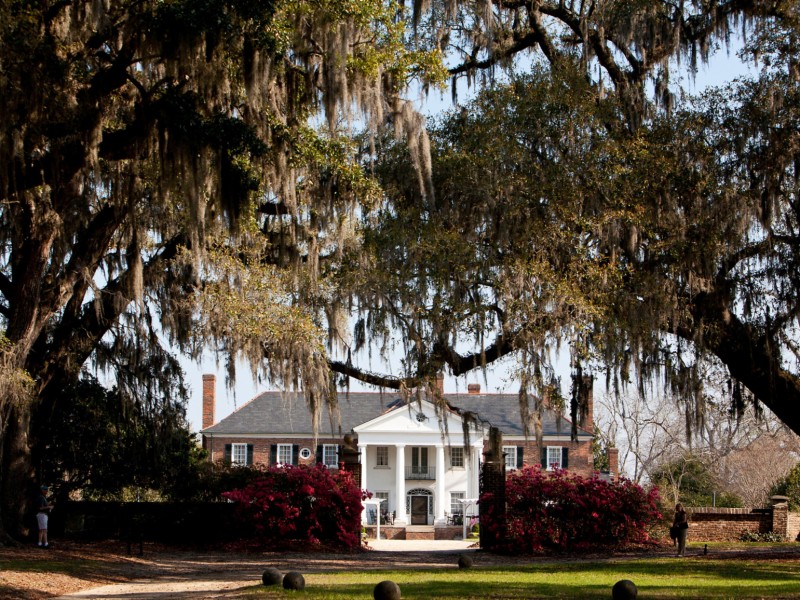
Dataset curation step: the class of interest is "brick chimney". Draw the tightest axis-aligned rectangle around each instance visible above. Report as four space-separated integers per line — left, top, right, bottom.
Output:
202 374 216 429
434 372 444 395
467 383 481 395
607 447 619 477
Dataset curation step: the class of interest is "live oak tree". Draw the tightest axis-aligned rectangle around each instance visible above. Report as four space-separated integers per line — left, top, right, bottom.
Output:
345 3 800 440
0 0 441 540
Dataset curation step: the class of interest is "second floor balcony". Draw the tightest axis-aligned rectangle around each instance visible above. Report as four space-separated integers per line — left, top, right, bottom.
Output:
406 465 436 480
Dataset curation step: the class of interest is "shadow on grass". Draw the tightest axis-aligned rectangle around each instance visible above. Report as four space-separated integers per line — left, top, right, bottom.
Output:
242 561 800 599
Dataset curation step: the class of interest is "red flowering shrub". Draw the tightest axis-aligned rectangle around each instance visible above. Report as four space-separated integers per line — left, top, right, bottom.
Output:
223 464 368 549
483 466 660 553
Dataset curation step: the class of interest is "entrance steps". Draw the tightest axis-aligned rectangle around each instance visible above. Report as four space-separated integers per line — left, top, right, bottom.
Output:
364 525 463 541
405 526 435 540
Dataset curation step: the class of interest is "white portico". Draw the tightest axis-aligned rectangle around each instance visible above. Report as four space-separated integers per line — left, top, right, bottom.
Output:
353 399 484 527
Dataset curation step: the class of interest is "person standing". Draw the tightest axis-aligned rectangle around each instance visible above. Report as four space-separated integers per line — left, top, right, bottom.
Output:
36 485 53 548
673 502 688 557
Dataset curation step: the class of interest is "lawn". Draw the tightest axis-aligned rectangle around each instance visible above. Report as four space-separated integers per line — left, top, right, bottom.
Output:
243 554 800 599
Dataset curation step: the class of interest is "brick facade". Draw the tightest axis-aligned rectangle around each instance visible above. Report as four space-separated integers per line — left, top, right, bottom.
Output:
497 439 594 478
204 436 343 467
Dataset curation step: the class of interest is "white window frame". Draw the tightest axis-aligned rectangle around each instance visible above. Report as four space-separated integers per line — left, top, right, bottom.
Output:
299 447 312 460
376 446 389 467
450 491 465 515
503 446 517 470
277 443 293 466
450 447 464 468
232 443 249 466
323 444 338 468
546 446 563 471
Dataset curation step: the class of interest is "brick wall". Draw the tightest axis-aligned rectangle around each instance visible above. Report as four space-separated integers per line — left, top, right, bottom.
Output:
687 507 773 542
685 498 800 542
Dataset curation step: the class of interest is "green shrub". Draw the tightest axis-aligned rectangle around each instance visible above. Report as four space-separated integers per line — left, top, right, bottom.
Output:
739 531 786 542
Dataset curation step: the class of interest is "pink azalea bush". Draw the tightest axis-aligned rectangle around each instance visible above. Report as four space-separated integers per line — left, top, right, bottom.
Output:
223 464 368 549
482 466 660 553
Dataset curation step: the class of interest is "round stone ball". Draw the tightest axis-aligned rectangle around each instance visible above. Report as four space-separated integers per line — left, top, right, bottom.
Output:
458 554 474 569
611 579 638 600
373 579 402 600
283 571 305 591
261 567 283 586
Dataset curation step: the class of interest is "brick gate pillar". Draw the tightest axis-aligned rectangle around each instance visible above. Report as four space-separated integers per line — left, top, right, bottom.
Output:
771 495 790 540
480 426 506 551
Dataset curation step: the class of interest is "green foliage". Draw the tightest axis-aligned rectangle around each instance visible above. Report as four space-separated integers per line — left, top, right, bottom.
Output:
41 374 197 501
739 531 787 543
650 456 743 509
769 462 800 511
592 427 611 473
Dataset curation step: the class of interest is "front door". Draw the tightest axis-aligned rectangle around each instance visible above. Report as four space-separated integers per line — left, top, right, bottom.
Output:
410 496 428 525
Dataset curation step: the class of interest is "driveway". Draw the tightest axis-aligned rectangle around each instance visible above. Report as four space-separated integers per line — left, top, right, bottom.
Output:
53 539 478 599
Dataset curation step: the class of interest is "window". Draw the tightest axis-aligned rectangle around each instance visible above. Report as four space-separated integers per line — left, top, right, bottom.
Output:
503 446 517 470
411 447 429 474
375 491 390 511
232 443 249 466
277 443 293 465
376 446 389 467
299 447 312 460
323 444 338 468
450 491 465 515
546 446 568 470
450 447 464 468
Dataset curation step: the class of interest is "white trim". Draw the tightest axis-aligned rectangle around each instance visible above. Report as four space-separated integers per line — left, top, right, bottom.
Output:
231 442 248 466
277 443 293 466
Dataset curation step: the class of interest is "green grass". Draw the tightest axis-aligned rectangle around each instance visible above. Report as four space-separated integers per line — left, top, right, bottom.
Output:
0 557 91 577
244 555 800 598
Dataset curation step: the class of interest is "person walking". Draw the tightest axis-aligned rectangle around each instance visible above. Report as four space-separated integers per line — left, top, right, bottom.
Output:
36 485 53 548
673 502 688 557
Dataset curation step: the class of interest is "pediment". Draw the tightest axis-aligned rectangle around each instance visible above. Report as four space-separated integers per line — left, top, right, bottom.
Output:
354 399 470 437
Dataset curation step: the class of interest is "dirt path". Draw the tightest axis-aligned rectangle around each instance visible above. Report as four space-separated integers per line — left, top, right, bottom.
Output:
51 540 482 599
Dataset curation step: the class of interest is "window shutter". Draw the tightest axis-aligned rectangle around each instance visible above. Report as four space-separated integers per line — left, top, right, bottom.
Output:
316 445 322 464
270 444 277 465
336 445 340 466
562 447 569 469
540 448 547 468
224 444 232 463
516 446 524 469
247 444 254 466
293 445 299 465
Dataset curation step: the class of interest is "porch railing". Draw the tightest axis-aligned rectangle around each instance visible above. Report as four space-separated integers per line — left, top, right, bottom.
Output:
405 466 436 479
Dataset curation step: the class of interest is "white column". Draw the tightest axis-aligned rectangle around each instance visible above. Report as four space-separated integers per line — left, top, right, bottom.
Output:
395 444 406 525
359 444 368 525
472 445 482 504
435 444 446 524
464 446 470 505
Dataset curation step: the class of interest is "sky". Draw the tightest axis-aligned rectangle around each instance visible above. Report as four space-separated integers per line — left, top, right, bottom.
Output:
183 40 757 433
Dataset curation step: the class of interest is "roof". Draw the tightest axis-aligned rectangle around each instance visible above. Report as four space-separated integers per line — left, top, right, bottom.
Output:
201 390 591 439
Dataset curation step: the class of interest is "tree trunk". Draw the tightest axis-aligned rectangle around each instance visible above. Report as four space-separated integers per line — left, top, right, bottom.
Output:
687 292 800 437
0 402 34 542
